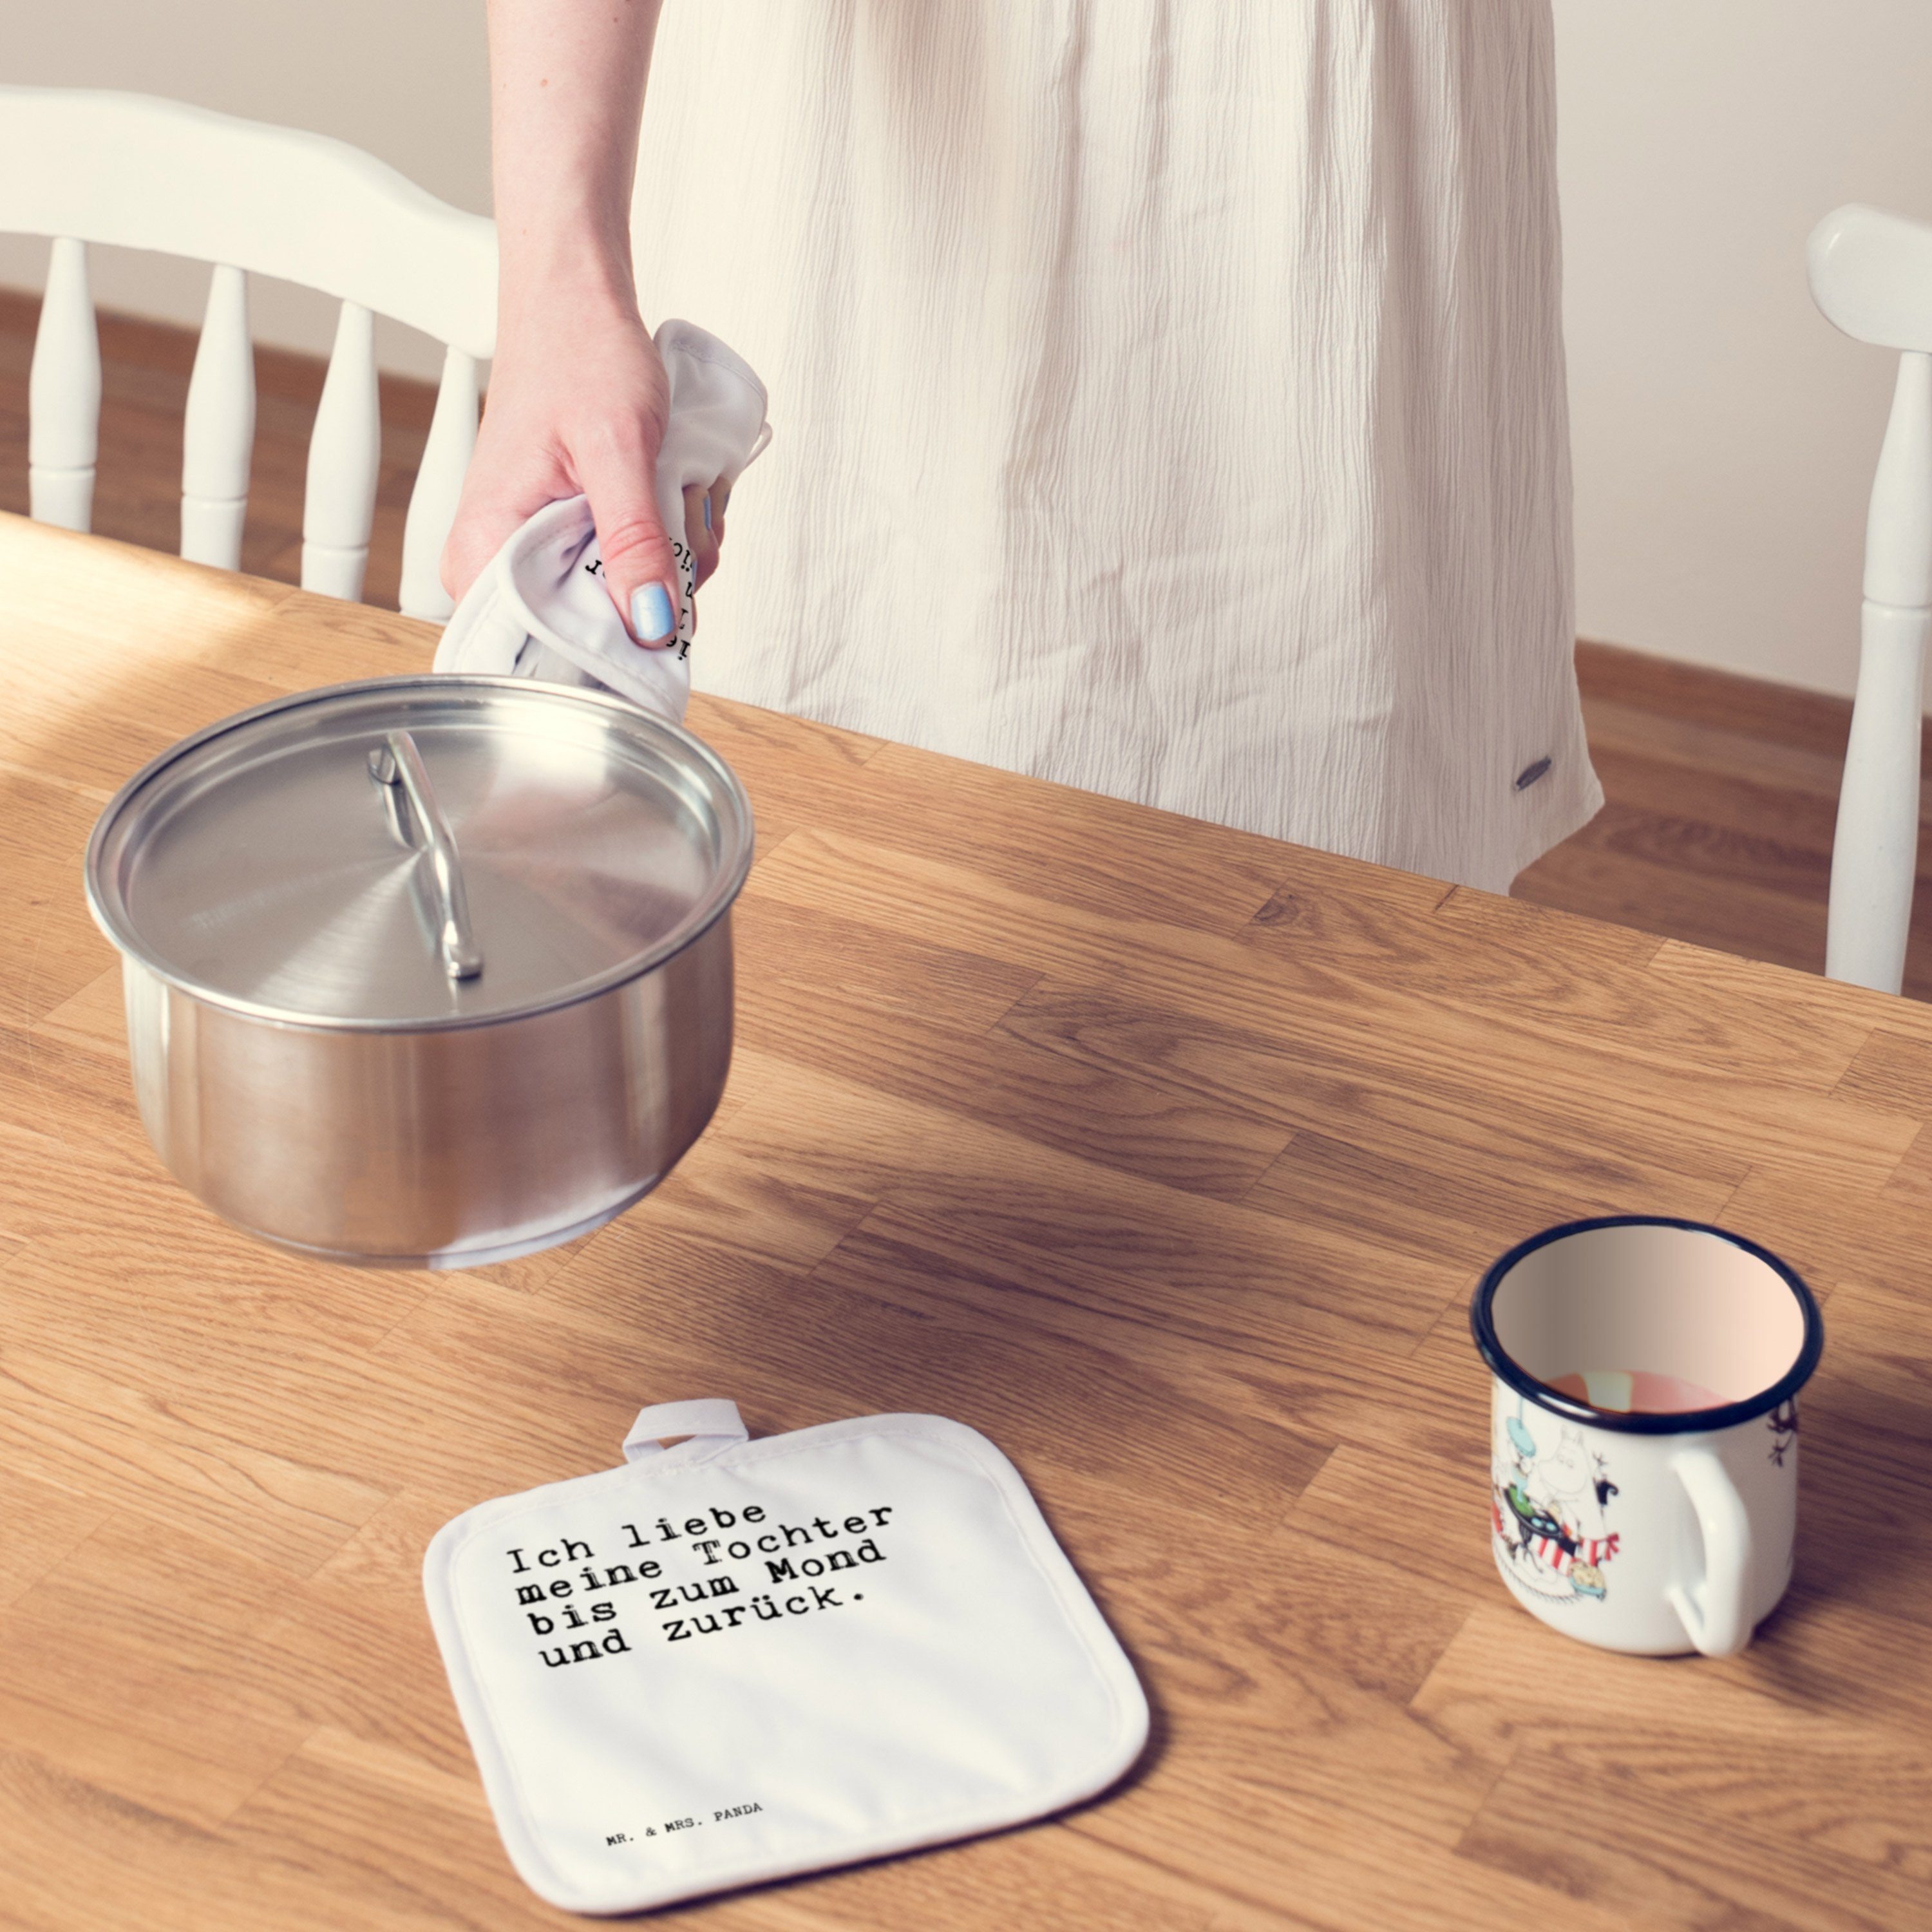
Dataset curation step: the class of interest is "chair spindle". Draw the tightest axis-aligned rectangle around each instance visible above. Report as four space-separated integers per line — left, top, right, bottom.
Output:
301 299 381 601
399 345 479 621
1826 349 1932 992
180 263 254 569
28 236 101 533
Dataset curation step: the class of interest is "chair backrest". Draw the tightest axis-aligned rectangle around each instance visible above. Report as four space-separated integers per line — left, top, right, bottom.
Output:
0 85 498 619
1808 205 1932 994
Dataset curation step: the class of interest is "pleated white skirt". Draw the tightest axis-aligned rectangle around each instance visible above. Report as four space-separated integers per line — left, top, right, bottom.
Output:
630 0 1600 891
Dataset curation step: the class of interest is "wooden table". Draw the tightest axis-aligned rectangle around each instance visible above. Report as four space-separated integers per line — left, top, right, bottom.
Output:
3 513 1930 1931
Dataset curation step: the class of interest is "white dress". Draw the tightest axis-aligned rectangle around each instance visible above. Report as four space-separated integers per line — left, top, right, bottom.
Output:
630 1 1600 892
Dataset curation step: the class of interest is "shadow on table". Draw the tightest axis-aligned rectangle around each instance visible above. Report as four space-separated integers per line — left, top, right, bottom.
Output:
1756 1373 1932 1653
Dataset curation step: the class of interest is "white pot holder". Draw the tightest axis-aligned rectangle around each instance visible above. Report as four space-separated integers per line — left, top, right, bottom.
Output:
423 1399 1150 1915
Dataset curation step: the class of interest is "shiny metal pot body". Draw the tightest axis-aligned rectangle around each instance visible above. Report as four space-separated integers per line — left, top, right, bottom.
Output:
88 676 753 1269
118 916 733 1267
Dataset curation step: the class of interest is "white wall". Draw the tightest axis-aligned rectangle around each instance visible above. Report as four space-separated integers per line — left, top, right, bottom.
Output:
5 3 1931 696
0 1 489 379
1555 0 1932 697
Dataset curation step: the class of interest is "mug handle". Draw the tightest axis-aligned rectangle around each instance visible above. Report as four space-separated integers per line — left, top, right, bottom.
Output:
1666 1446 1755 1656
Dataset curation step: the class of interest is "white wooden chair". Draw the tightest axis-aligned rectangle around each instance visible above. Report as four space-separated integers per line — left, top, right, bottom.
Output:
1808 204 1932 994
0 85 497 619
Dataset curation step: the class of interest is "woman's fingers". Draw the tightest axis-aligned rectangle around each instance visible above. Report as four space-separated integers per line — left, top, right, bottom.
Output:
683 482 722 589
443 308 679 647
440 491 527 605
578 422 681 649
434 315 740 654
439 417 563 604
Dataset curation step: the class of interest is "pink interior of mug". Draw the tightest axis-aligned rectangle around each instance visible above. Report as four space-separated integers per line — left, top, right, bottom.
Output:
1489 1222 1806 1406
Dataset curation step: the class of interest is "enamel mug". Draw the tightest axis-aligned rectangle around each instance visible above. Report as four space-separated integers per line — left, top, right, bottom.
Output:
1471 1217 1823 1657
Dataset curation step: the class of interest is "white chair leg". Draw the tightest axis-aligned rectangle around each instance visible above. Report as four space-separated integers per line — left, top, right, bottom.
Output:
399 345 478 621
1828 601 1929 992
1827 350 1932 994
301 299 381 601
28 236 100 532
181 263 254 569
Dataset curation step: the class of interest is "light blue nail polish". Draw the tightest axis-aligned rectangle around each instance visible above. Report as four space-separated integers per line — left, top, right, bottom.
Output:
632 582 675 643
703 496 712 531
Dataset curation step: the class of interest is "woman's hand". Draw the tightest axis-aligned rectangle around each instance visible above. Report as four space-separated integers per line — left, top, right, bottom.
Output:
440 288 692 645
448 0 724 645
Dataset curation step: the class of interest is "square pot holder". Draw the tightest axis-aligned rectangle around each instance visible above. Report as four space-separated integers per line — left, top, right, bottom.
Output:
423 1399 1150 1914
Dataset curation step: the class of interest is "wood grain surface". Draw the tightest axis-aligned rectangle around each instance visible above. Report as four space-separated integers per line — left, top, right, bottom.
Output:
3 514 1932 1931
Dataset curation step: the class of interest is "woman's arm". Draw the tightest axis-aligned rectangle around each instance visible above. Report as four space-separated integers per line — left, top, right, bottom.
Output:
442 0 718 641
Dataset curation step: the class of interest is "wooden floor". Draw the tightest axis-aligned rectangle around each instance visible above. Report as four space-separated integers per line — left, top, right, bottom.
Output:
1518 650 1932 1003
6 289 1930 998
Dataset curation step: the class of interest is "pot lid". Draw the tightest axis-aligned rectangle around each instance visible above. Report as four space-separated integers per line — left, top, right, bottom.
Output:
85 677 754 1030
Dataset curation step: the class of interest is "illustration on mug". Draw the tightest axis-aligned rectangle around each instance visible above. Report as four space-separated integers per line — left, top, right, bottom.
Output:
1491 1401 1620 1603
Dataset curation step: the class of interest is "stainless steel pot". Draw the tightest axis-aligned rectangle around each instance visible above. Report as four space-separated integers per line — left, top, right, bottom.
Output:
84 676 754 1267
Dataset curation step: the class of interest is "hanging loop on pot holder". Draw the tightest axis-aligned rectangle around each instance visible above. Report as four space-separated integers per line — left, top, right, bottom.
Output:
622 1397 748 1465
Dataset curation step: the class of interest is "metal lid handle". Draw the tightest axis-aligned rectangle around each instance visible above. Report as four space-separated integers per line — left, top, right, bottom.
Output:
368 732 483 980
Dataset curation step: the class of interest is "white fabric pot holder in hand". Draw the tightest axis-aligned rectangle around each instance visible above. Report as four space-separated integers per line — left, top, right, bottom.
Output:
423 1400 1149 1916
432 319 771 724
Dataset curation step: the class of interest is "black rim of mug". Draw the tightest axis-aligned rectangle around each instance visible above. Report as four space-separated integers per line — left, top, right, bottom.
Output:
1469 1214 1824 1435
